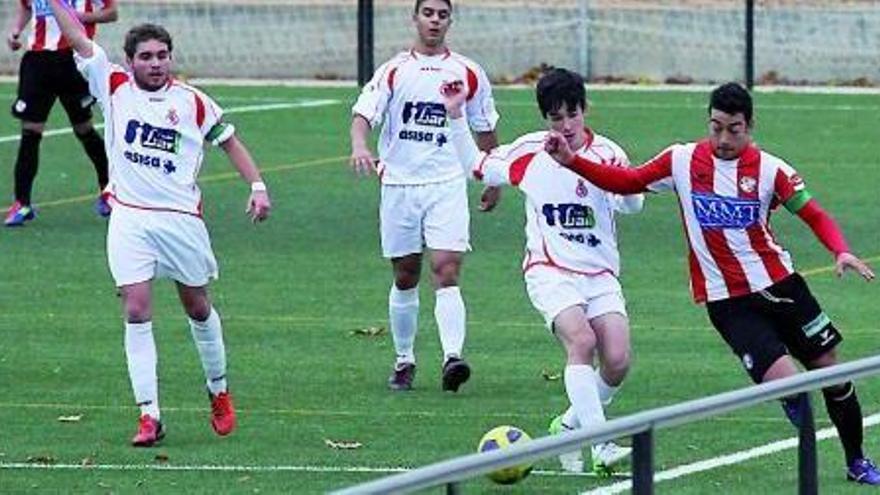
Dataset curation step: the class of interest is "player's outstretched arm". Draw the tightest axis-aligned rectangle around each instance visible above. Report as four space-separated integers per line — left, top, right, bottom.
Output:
6 1 29 51
220 135 272 223
47 0 93 57
794 199 874 281
350 115 377 176
545 131 665 195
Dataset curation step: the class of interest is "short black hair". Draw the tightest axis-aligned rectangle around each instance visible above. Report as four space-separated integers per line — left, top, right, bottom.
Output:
124 23 173 59
536 68 586 118
709 82 753 124
414 0 452 13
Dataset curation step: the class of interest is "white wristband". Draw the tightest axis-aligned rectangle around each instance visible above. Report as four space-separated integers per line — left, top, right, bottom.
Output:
250 181 267 192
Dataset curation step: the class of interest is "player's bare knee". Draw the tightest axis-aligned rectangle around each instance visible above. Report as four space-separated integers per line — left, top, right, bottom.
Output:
124 300 152 323
567 330 597 362
181 296 212 321
21 122 45 135
72 121 94 136
602 347 631 380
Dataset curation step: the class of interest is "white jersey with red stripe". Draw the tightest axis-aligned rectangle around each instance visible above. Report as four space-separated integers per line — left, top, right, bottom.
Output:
352 48 499 185
476 129 641 276
75 42 228 216
23 0 110 52
640 140 801 302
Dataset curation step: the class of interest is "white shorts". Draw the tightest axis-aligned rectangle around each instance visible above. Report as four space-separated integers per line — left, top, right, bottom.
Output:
380 177 470 258
107 205 219 287
525 265 627 330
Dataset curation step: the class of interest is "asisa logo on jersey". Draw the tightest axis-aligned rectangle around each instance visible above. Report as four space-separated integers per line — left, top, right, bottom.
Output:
541 203 596 229
124 120 180 154
692 192 760 229
401 101 447 127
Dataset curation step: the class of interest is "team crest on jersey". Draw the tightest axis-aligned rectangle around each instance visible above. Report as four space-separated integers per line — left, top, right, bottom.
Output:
738 176 757 194
166 108 180 126
575 179 588 198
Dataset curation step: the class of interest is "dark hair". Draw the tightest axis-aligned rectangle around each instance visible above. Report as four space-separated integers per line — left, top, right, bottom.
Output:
414 0 452 13
536 68 586 118
124 23 173 59
709 82 753 124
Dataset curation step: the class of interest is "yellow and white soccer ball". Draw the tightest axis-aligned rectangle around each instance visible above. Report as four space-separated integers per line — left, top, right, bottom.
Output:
476 425 534 485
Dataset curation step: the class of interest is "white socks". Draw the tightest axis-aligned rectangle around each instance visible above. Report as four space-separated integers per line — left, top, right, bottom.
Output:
434 286 466 361
390 285 419 365
189 307 227 396
125 321 159 419
564 365 606 431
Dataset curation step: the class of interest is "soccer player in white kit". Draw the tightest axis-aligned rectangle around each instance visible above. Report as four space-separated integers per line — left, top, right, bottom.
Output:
49 0 272 447
443 69 641 474
350 0 500 392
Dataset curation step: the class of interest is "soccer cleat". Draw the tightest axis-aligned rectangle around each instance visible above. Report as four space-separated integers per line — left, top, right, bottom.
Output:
592 441 632 476
441 357 471 392
131 414 165 447
847 458 880 485
94 194 112 218
388 362 416 391
4 201 36 227
209 390 236 436
548 414 584 473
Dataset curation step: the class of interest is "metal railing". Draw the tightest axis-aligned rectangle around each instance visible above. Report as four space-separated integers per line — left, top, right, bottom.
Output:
331 354 880 495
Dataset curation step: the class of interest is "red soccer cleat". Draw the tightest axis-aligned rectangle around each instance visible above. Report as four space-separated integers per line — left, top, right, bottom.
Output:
131 414 165 447
210 391 236 436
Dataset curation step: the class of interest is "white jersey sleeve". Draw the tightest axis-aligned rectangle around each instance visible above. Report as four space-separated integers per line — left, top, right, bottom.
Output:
74 42 115 108
464 63 499 133
476 132 545 187
351 59 395 128
190 87 233 146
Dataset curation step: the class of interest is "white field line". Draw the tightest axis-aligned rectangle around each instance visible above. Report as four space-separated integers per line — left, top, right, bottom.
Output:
0 462 626 479
0 99 340 144
581 412 880 495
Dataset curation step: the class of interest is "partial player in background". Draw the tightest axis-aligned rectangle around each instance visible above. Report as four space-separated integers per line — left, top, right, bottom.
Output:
5 0 116 226
349 0 500 392
443 68 641 474
545 82 879 485
48 0 272 447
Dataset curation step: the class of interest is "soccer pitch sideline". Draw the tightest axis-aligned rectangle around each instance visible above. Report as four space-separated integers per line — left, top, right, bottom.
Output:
0 83 878 494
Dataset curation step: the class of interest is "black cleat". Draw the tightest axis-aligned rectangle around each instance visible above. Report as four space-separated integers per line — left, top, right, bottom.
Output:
442 357 471 392
388 362 416 391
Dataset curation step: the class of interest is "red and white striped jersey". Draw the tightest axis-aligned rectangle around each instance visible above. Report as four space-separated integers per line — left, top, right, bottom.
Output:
352 48 498 185
76 43 232 216
640 140 803 302
476 129 643 277
22 0 111 52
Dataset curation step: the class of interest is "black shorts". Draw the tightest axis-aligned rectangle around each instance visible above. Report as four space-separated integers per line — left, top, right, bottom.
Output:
706 272 842 383
11 50 95 125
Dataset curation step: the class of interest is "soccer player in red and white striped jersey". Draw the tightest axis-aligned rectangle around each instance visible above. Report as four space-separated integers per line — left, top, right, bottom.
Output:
545 82 879 485
5 0 117 226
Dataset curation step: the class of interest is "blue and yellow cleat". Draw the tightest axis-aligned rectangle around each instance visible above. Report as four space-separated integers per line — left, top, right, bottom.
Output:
4 201 36 227
848 458 880 485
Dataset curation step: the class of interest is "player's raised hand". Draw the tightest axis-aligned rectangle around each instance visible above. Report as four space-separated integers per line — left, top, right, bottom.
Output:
6 32 22 51
350 145 378 177
835 252 875 281
545 131 575 167
441 80 467 118
246 189 271 223
479 185 502 212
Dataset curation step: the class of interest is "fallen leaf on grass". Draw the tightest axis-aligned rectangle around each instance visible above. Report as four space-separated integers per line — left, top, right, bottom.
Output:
349 326 385 337
324 438 363 450
80 456 95 467
154 453 169 463
541 368 561 381
26 455 55 465
238 475 251 483
57 414 83 423
97 482 111 489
